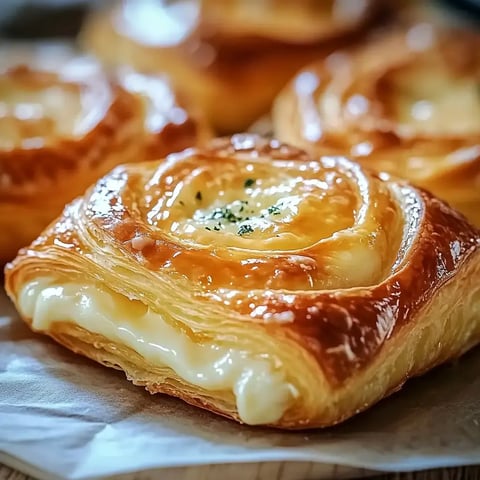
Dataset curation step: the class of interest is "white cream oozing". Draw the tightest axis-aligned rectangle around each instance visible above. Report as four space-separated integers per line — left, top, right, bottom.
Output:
18 279 296 425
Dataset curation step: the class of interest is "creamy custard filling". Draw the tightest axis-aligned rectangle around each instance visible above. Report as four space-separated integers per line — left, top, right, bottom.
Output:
18 279 296 425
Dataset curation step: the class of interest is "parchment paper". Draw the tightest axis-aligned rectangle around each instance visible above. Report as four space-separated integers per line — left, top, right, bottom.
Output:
1 290 479 480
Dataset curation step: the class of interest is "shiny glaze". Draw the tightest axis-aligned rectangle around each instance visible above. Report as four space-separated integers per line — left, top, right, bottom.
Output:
114 0 200 48
273 24 480 226
116 68 209 159
0 63 111 145
7 135 479 385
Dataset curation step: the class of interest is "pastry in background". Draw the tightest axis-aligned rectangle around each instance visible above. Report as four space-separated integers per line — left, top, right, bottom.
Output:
81 0 384 134
6 135 480 429
0 58 209 262
273 24 480 226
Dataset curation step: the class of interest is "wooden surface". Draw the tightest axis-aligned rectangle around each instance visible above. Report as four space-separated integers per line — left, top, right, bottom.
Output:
1 463 480 480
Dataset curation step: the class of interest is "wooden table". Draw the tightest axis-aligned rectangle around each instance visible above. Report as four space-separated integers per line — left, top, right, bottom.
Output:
1 463 480 480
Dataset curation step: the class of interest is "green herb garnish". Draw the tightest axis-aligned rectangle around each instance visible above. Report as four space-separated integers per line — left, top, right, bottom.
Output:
244 178 255 188
267 205 281 215
237 224 254 236
206 206 243 223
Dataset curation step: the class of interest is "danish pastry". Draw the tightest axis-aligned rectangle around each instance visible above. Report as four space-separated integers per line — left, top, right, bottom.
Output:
81 0 378 133
0 60 208 262
6 135 480 429
273 24 480 226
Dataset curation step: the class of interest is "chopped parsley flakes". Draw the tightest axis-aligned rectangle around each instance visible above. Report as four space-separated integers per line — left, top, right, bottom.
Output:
244 178 255 188
200 193 283 236
267 205 281 215
237 224 254 236
206 206 243 223
201 201 256 235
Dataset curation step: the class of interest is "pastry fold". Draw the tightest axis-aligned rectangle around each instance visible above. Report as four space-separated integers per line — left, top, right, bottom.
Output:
81 0 381 133
5 135 480 429
0 58 208 262
273 24 480 226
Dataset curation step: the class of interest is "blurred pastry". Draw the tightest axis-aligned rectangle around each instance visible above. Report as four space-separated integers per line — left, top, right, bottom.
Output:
81 0 383 133
6 135 480 428
0 59 208 262
273 24 480 225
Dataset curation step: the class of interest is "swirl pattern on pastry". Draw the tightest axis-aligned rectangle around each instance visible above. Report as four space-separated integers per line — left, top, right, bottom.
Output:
273 24 480 226
5 135 480 428
81 0 376 133
0 60 208 262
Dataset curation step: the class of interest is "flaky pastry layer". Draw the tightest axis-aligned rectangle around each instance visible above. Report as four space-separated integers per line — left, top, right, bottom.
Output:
0 58 209 262
273 24 480 226
5 135 480 428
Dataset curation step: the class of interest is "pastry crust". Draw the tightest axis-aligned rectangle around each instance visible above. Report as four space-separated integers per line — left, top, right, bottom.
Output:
273 24 480 226
0 59 209 262
80 0 378 133
5 135 480 429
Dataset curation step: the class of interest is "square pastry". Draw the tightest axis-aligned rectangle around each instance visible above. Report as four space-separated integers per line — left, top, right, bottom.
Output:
5 135 480 429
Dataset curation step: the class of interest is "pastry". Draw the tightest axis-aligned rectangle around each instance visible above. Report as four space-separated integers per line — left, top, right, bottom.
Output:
0 59 208 262
81 0 380 133
273 24 480 226
6 135 480 429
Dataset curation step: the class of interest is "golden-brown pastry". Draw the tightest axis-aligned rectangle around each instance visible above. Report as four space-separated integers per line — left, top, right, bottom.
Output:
6 135 480 429
273 24 480 226
0 60 209 262
81 0 379 133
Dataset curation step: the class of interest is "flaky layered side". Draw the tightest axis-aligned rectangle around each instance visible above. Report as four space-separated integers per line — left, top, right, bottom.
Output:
81 0 382 133
273 24 480 226
5 135 480 428
0 59 209 262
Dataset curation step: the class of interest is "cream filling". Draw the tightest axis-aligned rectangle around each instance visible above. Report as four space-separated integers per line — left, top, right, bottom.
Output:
18 279 297 425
